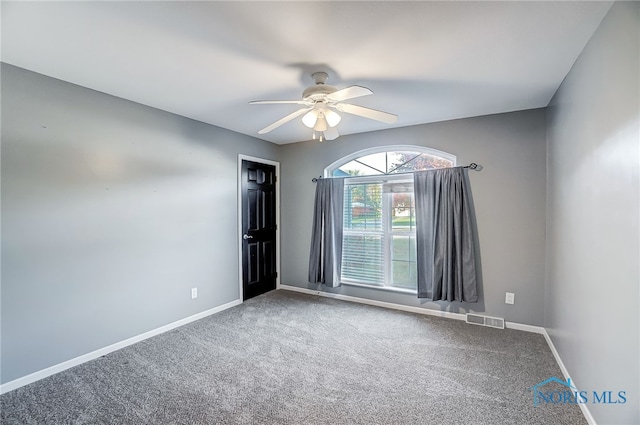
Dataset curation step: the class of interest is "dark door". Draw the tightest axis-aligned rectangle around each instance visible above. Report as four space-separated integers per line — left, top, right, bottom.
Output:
241 160 277 300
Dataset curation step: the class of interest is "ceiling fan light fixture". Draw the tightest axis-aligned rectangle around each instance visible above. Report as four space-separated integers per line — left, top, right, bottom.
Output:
250 70 396 142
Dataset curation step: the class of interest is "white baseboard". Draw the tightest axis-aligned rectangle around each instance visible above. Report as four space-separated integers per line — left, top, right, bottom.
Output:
542 329 597 425
0 299 241 395
505 321 545 334
280 284 465 321
280 285 551 328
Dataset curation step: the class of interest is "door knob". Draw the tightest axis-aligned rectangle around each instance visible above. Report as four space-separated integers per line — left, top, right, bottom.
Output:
243 234 253 240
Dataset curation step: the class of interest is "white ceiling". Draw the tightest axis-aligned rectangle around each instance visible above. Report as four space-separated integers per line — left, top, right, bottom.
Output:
2 1 612 145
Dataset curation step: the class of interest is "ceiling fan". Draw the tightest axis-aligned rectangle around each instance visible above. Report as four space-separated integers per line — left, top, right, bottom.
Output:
250 72 398 142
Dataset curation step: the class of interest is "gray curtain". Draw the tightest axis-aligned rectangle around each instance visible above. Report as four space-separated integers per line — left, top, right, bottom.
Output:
414 167 478 302
308 178 344 287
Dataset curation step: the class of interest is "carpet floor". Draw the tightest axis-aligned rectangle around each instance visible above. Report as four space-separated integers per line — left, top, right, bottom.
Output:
1 289 586 424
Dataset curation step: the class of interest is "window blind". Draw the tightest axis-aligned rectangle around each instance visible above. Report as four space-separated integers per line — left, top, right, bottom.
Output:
342 182 385 285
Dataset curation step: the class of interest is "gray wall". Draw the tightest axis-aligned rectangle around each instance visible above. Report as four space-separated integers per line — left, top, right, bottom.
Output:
545 2 639 424
0 64 279 384
280 109 547 326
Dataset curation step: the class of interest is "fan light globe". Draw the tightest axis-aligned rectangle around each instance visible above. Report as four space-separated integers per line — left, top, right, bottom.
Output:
302 111 317 128
314 114 328 132
325 109 341 127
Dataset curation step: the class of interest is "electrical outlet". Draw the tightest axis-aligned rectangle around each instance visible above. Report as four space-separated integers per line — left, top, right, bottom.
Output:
505 292 515 305
191 288 198 299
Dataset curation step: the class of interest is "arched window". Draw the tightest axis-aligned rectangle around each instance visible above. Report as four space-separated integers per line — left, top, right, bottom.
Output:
326 146 456 293
326 145 455 177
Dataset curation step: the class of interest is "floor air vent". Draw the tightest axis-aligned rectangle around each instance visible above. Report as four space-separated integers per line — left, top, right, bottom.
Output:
466 313 505 329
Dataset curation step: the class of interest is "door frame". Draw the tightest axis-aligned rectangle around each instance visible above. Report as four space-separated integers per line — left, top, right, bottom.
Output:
237 154 280 302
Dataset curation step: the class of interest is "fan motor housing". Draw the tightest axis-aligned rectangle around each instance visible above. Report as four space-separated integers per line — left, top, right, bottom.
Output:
302 84 338 101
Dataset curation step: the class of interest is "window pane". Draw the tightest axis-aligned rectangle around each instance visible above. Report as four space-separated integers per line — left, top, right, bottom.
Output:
409 236 416 262
344 184 382 231
391 260 417 289
335 160 381 176
355 152 387 174
387 151 421 174
392 235 411 261
391 235 417 289
393 153 454 173
391 193 414 231
342 234 384 285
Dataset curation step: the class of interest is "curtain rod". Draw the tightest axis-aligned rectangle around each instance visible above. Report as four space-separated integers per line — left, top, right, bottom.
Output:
312 163 479 182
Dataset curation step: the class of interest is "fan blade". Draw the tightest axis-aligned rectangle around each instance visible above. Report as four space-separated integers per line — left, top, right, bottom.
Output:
326 85 373 102
323 126 340 141
258 107 312 134
250 100 311 105
336 103 398 124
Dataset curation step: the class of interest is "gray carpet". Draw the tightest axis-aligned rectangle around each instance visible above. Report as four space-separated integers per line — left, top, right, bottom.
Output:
1 290 586 424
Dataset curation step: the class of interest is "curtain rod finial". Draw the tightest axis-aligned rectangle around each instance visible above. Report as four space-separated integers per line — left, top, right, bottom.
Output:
467 163 482 171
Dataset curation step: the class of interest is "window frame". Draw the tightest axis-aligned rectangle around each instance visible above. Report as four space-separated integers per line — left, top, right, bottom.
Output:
328 145 457 295
341 174 417 294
